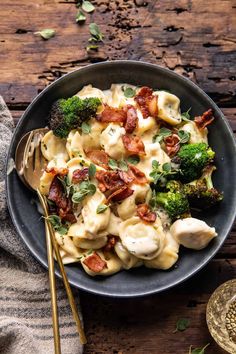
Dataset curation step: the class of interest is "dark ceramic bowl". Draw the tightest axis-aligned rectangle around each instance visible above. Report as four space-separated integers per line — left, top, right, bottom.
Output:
6 61 236 297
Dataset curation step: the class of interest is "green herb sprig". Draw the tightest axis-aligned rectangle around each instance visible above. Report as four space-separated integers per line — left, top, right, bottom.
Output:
108 158 128 171
122 86 136 98
178 130 190 144
46 215 68 235
149 160 179 187
189 343 210 354
81 121 91 134
96 204 109 214
173 318 190 333
127 155 140 165
72 180 96 203
153 127 172 143
181 107 192 121
34 29 55 40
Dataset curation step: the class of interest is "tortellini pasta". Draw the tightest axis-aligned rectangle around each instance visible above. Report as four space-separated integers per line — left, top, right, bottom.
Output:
170 218 217 250
40 83 218 277
181 121 208 144
100 123 126 159
145 231 179 270
82 190 111 236
119 217 165 260
156 91 182 125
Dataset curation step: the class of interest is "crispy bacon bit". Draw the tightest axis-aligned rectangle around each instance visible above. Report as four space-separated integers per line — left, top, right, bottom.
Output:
164 134 180 157
83 252 107 273
124 105 138 134
118 170 134 184
137 203 156 223
128 165 148 184
72 168 89 184
122 135 145 156
86 150 109 169
48 175 76 222
45 167 68 176
194 109 215 130
106 186 134 203
103 236 117 253
48 176 68 209
96 104 127 123
134 86 158 118
95 170 124 193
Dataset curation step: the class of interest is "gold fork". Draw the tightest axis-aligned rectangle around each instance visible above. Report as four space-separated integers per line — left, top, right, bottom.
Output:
15 129 87 353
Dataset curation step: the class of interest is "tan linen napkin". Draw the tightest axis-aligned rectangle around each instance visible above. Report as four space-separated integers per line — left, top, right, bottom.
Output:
0 97 83 354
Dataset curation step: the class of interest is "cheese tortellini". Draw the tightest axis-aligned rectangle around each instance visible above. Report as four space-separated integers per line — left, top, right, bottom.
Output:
119 217 165 260
156 91 182 125
170 218 217 250
39 83 219 278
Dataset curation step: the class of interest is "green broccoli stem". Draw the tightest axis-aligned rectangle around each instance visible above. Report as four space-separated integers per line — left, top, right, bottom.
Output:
201 164 216 189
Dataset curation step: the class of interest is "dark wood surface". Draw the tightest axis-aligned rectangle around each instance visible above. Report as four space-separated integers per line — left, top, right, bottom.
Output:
1 1 235 353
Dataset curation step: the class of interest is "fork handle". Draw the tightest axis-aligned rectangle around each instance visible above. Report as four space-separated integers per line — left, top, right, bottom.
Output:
48 222 87 345
45 218 61 354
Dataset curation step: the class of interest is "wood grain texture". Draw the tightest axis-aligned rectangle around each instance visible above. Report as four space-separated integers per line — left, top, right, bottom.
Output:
2 0 236 353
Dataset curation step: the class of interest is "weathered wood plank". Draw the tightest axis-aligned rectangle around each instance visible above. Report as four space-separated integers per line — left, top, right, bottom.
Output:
81 259 236 354
0 0 235 107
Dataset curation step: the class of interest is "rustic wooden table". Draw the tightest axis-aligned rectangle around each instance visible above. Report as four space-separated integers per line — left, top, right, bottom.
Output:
1 0 235 353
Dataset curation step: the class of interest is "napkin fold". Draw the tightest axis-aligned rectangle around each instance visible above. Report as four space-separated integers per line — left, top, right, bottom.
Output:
0 97 83 354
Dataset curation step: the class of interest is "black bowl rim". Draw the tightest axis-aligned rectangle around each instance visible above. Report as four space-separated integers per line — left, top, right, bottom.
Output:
6 60 236 297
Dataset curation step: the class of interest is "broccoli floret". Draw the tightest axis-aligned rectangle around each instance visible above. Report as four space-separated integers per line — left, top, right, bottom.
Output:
49 96 101 139
184 164 223 209
175 143 215 183
153 181 190 220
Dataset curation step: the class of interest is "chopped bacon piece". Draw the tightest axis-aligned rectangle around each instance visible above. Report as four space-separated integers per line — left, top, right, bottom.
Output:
118 170 134 184
148 95 158 117
134 86 158 118
72 168 89 184
124 105 138 134
128 165 148 184
45 167 68 176
106 186 134 203
95 170 124 193
83 252 107 273
194 109 215 130
48 175 76 223
122 135 145 156
86 150 109 169
164 134 180 157
96 104 127 123
103 236 117 252
137 203 156 223
48 176 68 210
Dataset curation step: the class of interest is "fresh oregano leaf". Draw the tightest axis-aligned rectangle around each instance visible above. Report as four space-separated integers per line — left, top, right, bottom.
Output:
181 107 192 121
72 190 87 203
189 343 210 354
178 130 190 144
162 162 172 172
76 11 86 23
46 215 68 235
81 121 91 134
88 163 96 178
96 204 109 214
123 87 136 98
89 23 103 41
82 0 95 13
34 29 55 40
108 159 118 170
119 159 128 171
153 127 172 143
173 318 190 333
86 44 99 51
127 155 140 165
